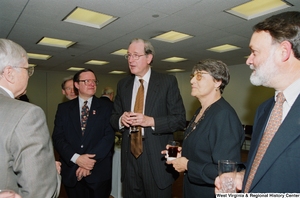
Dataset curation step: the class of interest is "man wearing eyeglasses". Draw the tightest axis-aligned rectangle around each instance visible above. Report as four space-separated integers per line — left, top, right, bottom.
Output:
110 38 186 198
53 68 115 198
0 38 60 198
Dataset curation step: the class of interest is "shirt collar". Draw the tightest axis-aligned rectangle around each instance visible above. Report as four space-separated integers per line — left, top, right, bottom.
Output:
0 86 14 98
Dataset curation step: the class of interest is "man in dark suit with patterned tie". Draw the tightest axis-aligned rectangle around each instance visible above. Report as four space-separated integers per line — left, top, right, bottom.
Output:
110 38 186 198
53 68 115 198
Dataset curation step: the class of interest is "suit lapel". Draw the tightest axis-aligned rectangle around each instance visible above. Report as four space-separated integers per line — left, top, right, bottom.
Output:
124 76 134 111
69 98 82 139
145 71 158 116
250 94 300 190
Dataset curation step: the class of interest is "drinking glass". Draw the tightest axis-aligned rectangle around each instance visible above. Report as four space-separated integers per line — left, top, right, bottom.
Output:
167 140 180 161
218 160 237 193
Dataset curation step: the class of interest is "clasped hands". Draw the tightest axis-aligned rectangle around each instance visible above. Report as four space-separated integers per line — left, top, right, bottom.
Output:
161 145 188 172
121 111 154 128
75 154 96 181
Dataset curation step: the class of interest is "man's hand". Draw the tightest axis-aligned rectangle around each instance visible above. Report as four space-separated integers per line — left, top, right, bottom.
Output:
76 154 96 170
129 112 154 127
215 170 245 193
76 167 91 181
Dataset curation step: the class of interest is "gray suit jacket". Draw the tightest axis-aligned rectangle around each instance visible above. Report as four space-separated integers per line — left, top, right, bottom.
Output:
0 88 60 198
110 70 186 189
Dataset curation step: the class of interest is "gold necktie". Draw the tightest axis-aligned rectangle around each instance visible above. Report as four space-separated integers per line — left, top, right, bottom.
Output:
244 92 285 192
131 79 144 158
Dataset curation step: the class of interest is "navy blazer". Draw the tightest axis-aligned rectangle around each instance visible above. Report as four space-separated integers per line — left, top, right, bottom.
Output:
52 96 115 187
243 94 300 192
110 70 186 189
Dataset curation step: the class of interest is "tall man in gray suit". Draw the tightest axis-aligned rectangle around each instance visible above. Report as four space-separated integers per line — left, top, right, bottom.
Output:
110 38 186 198
0 38 60 198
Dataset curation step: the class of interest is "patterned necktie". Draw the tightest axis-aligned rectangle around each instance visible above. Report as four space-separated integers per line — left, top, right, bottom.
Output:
131 79 144 158
81 101 89 136
244 92 285 192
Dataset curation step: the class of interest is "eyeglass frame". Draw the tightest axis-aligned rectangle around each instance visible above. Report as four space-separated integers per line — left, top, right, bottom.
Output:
124 53 146 60
14 66 34 77
190 71 210 81
77 79 99 85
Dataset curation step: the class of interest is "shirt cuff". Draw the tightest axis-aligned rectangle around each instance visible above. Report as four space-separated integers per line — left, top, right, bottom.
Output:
71 153 80 164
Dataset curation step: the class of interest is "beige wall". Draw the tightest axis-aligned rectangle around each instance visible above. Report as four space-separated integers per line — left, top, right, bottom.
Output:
25 64 274 134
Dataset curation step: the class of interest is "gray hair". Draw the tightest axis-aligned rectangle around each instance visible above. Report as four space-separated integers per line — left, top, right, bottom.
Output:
102 87 114 95
192 59 230 94
0 39 28 73
129 38 155 64
61 75 74 89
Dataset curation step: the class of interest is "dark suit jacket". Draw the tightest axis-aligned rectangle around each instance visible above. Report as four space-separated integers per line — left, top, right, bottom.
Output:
52 96 115 187
100 96 113 104
182 97 244 198
243 94 300 192
110 70 186 189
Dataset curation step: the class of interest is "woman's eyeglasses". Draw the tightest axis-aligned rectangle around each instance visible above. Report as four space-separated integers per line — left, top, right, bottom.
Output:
190 71 209 81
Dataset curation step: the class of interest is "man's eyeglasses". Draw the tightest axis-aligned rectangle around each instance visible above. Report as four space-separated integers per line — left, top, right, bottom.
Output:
124 54 146 60
16 66 34 77
190 71 209 81
78 79 99 85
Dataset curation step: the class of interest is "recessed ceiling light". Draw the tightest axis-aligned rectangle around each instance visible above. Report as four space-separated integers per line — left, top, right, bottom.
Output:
37 37 76 48
111 49 128 56
85 60 109 65
109 71 126 74
152 31 193 43
27 53 52 60
67 67 85 71
207 44 240 53
225 0 292 20
166 69 185 72
162 57 187 63
63 7 118 29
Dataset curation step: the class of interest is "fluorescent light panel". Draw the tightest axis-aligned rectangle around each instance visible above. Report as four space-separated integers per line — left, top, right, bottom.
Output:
225 0 292 20
63 7 118 29
166 69 185 72
85 60 109 65
67 67 85 71
27 53 52 60
207 44 240 53
152 31 193 43
162 57 187 63
109 71 126 74
37 37 76 48
111 49 128 56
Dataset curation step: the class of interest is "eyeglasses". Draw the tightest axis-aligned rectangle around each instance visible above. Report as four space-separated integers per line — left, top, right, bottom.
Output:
78 79 99 85
16 66 34 77
124 54 146 60
190 71 209 81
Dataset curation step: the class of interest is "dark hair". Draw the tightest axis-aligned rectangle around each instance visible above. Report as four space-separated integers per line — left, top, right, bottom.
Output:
73 68 97 95
129 38 155 64
253 11 300 60
192 59 230 94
